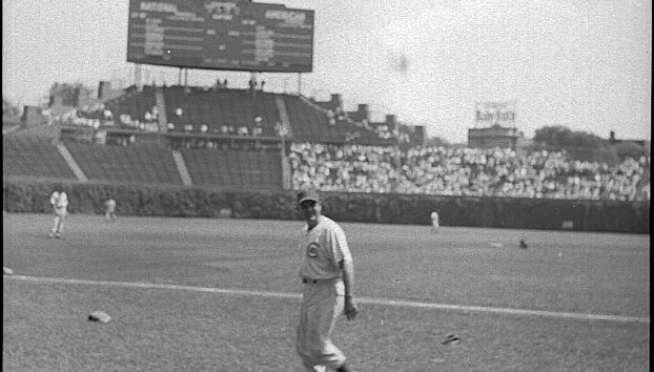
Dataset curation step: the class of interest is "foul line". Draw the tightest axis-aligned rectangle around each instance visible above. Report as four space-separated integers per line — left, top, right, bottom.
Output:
5 275 649 324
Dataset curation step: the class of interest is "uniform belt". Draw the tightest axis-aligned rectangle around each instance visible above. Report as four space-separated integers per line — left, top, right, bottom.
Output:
302 277 338 284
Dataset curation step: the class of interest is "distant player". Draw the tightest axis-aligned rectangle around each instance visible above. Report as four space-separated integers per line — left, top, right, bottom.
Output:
430 210 440 233
295 189 357 372
49 187 68 238
105 198 117 222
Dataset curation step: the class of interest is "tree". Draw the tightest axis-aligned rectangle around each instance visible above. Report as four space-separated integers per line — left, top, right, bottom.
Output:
612 141 646 160
531 125 618 163
569 131 606 148
533 125 571 146
534 125 607 148
424 136 449 146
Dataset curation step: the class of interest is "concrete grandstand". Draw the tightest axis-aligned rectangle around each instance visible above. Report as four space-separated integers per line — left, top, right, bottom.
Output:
3 81 650 202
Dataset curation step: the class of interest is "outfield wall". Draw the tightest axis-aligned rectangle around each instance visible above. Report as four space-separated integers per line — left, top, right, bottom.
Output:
3 179 649 234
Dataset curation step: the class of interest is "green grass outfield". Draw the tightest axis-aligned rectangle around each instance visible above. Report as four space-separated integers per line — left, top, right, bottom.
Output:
3 213 650 372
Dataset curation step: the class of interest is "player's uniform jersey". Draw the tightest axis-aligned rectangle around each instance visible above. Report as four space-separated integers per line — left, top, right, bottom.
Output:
298 215 352 282
105 199 116 212
50 192 68 215
49 191 68 237
431 211 439 227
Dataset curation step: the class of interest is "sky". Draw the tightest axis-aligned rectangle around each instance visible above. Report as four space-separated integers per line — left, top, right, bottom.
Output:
3 0 651 143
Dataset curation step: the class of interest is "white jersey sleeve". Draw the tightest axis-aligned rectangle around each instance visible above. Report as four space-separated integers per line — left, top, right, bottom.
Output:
58 192 68 208
326 222 352 265
50 192 60 206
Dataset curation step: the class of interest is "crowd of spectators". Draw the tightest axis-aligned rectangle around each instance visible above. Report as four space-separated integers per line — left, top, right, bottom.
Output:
289 142 650 201
53 102 114 129
53 102 161 132
55 98 288 139
170 137 281 151
289 142 400 193
166 115 284 138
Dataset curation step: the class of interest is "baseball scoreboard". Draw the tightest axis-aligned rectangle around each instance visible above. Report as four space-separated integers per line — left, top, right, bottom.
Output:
127 0 314 72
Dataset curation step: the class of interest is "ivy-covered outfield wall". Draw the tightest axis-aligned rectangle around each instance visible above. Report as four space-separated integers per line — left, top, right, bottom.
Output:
3 179 649 234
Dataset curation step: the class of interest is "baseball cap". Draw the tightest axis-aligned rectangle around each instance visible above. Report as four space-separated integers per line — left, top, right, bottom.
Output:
296 189 320 206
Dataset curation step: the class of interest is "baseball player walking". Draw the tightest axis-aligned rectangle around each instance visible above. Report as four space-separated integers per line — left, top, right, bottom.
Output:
430 210 439 233
49 187 68 238
295 189 358 372
105 198 117 222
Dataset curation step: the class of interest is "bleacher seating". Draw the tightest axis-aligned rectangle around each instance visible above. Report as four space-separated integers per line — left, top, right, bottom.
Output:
162 86 280 136
180 146 282 189
4 80 649 205
3 136 76 180
5 123 649 202
283 94 392 144
283 94 329 140
104 86 158 130
64 142 183 185
289 142 651 201
101 84 394 144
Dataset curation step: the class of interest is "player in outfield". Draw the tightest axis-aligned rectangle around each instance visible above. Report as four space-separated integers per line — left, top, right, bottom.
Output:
430 210 440 233
295 189 358 372
105 198 117 222
49 186 68 238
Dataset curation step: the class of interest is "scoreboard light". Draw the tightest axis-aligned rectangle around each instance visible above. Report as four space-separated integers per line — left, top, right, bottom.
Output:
126 0 314 73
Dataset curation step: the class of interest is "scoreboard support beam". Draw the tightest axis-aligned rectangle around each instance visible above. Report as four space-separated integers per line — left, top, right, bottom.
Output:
134 64 142 90
298 73 302 96
176 68 189 86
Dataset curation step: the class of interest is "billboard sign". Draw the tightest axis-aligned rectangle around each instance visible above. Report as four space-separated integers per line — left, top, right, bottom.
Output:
475 101 517 126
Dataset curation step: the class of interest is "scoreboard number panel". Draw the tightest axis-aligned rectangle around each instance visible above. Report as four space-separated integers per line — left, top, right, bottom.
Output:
127 0 314 73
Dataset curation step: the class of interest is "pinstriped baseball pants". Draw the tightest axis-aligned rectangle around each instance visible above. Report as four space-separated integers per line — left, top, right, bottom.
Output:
51 208 66 234
296 280 346 372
